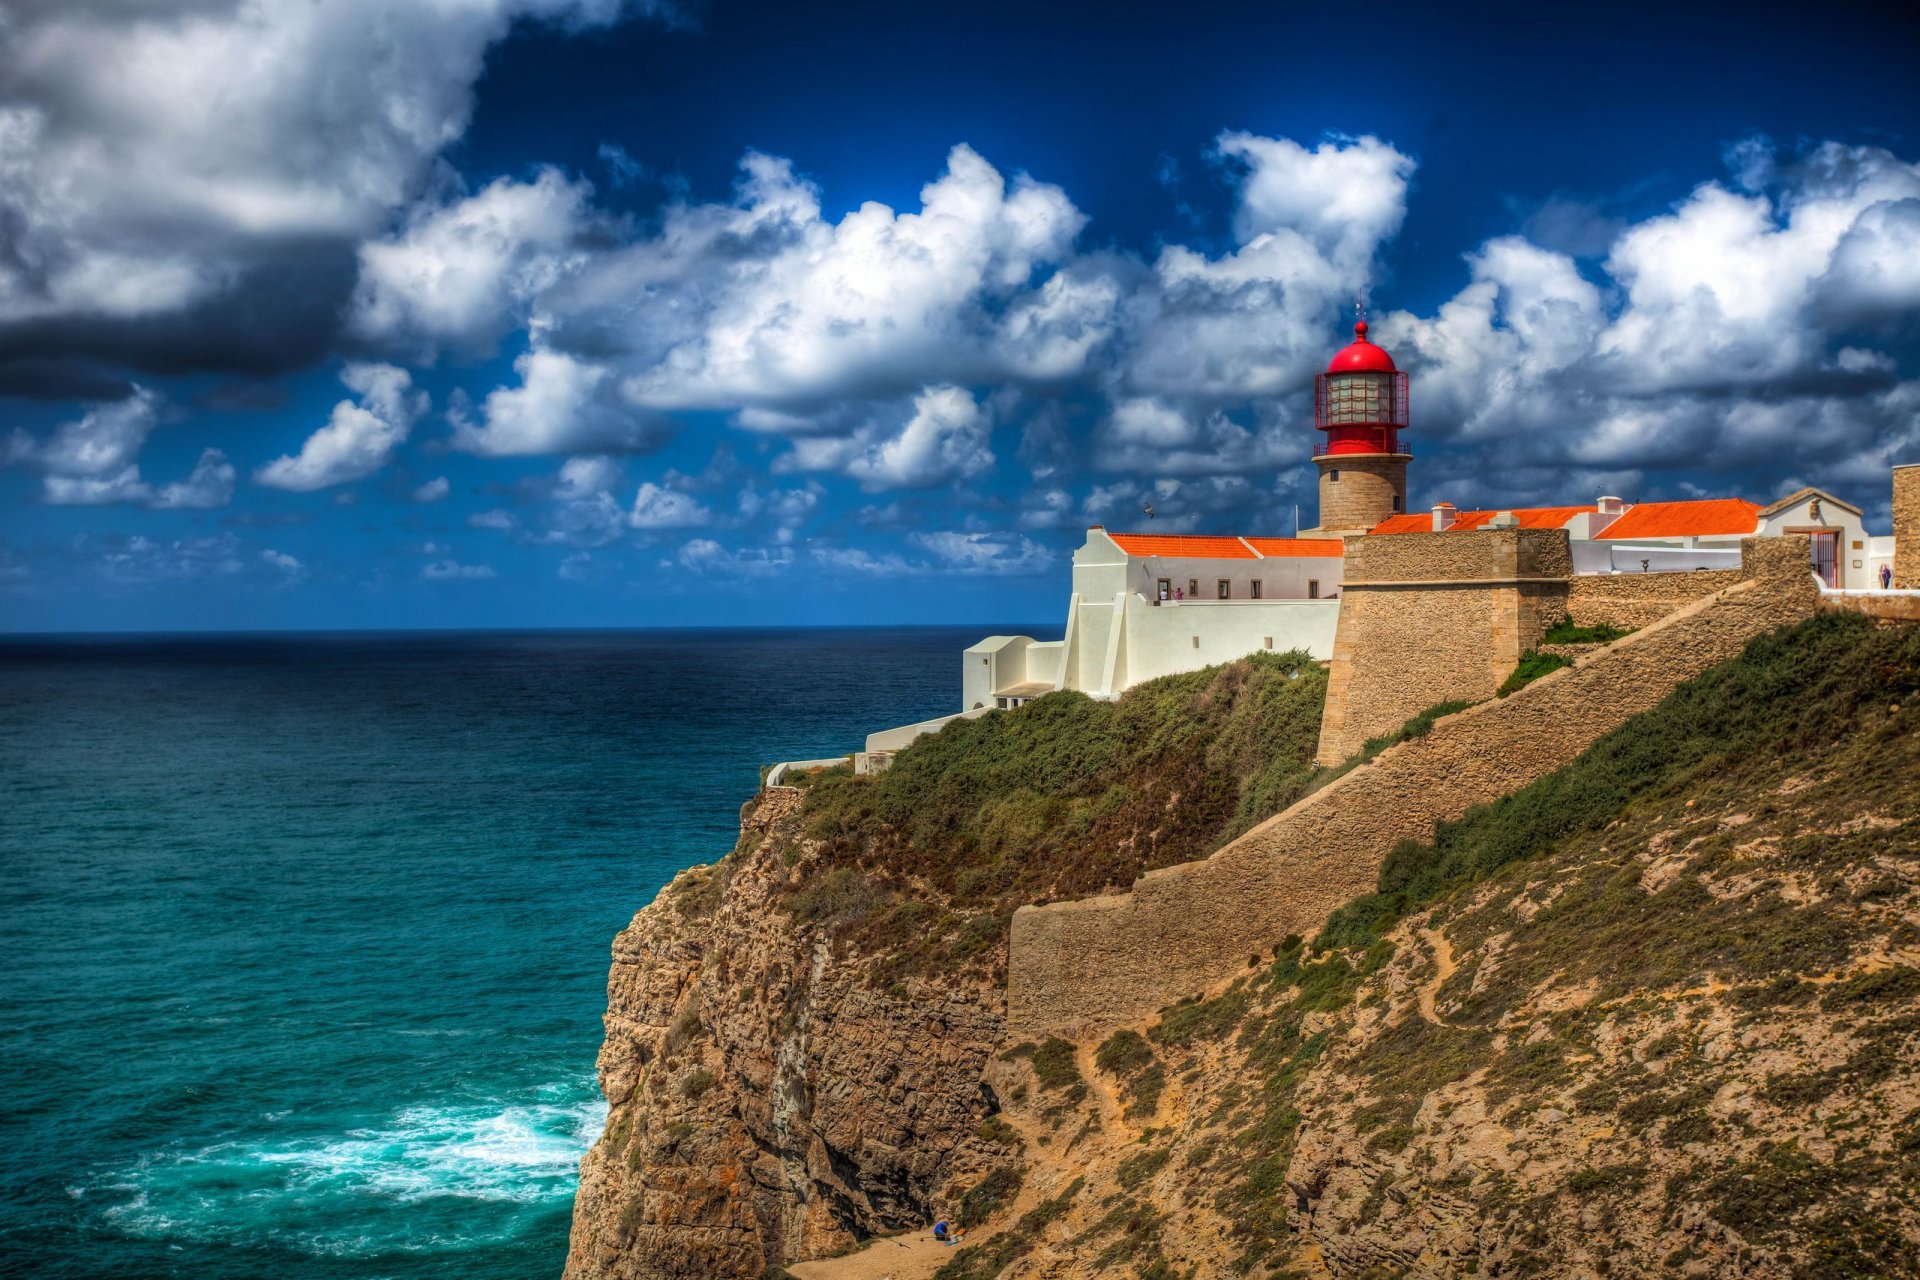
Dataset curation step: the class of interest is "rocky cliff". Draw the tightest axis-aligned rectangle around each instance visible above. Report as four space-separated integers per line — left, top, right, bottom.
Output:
563 786 1010 1278
565 616 1920 1279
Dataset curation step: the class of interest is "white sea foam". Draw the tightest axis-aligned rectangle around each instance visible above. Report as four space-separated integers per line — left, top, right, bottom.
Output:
93 1081 608 1255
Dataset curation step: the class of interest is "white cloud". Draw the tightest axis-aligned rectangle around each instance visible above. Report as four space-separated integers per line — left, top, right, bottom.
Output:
260 548 305 579
350 167 596 357
255 363 425 490
780 386 994 490
810 546 914 575
675 537 792 577
0 0 656 339
628 481 711 529
421 559 496 580
453 348 670 456
6 387 236 507
912 531 1052 575
412 476 451 503
468 509 519 530
96 533 246 582
543 144 1096 410
1379 140 1920 497
150 449 238 509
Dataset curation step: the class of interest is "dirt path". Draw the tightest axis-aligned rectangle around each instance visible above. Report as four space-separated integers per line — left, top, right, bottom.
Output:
1416 926 1456 1026
787 1230 965 1280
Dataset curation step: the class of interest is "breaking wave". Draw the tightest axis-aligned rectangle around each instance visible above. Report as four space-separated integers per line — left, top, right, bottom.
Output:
88 1081 607 1257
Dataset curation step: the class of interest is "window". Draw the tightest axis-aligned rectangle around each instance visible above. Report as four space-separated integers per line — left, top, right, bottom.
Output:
1250 580 1263 599
1191 636 1200 649
1392 494 1403 511
1263 636 1273 649
1329 468 1340 482
1217 579 1230 599
1156 577 1171 602
1187 578 1198 599
1323 372 1397 424
1308 579 1320 600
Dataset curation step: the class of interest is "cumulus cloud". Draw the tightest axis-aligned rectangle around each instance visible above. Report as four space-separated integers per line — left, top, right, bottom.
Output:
779 386 994 490
256 363 425 490
628 481 712 529
452 348 671 456
0 0 664 390
540 145 1098 410
349 168 596 357
6 386 236 507
912 531 1052 575
412 476 451 503
675 537 793 577
1382 140 1920 500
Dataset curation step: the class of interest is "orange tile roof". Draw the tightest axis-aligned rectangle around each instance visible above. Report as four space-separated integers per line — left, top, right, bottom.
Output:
1594 498 1761 540
1242 537 1346 558
1107 533 1257 559
1368 505 1597 535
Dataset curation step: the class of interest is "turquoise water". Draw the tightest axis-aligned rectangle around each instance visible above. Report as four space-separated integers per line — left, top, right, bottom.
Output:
0 629 1021 1279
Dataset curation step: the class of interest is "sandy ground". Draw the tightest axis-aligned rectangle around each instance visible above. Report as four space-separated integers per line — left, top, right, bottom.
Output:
787 1229 969 1280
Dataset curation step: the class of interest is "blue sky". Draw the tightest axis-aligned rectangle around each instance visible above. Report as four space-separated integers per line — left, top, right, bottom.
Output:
3 0 1918 631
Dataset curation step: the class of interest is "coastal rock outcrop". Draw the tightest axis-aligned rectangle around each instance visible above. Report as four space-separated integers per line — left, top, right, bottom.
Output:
563 789 1008 1280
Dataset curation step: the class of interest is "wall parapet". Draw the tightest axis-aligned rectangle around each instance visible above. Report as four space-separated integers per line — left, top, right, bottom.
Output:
1005 537 1819 1039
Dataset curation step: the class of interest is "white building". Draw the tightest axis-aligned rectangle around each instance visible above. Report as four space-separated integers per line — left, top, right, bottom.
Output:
1379 487 1876 588
959 528 1344 712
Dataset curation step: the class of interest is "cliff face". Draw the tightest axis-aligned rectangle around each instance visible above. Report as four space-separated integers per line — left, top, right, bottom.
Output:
563 789 1008 1280
565 615 1919 1279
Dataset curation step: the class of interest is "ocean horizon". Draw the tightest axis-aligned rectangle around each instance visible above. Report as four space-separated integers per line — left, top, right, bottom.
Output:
0 626 1055 1279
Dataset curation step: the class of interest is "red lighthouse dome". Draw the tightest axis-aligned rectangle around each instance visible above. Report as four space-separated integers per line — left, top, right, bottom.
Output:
1325 320 1398 374
1313 320 1408 456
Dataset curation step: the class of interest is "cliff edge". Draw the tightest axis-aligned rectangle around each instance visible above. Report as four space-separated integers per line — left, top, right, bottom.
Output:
566 613 1919 1278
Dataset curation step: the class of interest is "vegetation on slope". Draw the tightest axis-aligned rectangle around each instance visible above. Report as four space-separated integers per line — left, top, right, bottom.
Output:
770 651 1341 979
1139 611 1920 1276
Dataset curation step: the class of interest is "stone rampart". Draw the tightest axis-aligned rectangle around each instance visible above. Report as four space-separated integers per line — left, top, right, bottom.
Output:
1896 464 1919 590
1313 528 1573 766
1005 537 1818 1039
1566 569 1745 630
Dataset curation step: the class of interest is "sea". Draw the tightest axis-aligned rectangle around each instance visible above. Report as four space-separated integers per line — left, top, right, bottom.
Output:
0 628 1032 1280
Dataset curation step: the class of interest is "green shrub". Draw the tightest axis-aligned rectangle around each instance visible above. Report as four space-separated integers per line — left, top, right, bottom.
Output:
1543 618 1634 645
677 1068 716 1100
1029 1037 1082 1091
956 1165 1023 1227
1498 650 1573 696
1094 1029 1155 1077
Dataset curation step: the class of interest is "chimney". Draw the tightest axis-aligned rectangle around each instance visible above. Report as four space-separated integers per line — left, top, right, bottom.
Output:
1597 495 1625 516
1087 524 1105 531
1487 511 1520 529
1431 502 1457 532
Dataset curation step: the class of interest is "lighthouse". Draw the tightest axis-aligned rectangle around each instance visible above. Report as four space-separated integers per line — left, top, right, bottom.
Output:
1302 320 1410 537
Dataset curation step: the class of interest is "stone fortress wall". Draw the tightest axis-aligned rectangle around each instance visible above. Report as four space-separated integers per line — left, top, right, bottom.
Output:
1897 464 1920 589
1566 569 1745 630
1313 528 1575 766
1005 536 1819 1039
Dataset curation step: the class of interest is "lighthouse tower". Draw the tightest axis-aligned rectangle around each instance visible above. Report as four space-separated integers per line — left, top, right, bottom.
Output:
1302 320 1410 537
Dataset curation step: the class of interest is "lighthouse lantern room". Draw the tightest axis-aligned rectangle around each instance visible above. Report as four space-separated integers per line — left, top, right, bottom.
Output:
1303 320 1412 538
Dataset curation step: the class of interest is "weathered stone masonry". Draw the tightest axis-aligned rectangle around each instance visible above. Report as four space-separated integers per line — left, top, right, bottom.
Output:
1005 538 1818 1039
1896 463 1919 590
1567 568 1744 631
1314 528 1574 767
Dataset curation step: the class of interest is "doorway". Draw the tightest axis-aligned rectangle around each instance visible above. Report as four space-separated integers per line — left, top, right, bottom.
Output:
1800 530 1840 588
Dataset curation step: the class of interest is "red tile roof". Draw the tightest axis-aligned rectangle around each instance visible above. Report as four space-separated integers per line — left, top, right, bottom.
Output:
1369 505 1597 535
1242 537 1346 558
1108 533 1256 559
1593 498 1761 540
